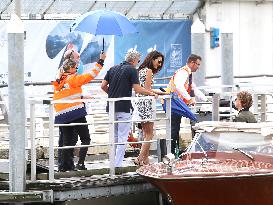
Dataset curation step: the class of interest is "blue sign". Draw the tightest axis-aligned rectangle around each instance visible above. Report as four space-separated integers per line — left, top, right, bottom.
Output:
210 27 220 48
114 20 192 83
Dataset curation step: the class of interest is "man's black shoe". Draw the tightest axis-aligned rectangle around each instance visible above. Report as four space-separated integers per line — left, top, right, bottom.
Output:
76 163 87 170
58 165 76 172
58 168 74 172
58 168 65 172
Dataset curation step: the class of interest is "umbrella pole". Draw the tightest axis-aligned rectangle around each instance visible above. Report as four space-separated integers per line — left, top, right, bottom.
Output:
102 37 104 52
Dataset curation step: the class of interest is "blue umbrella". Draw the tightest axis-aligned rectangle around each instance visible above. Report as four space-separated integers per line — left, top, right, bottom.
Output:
163 94 197 122
70 10 138 51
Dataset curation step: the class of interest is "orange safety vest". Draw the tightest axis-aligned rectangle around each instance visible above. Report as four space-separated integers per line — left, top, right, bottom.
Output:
52 63 102 123
166 66 192 105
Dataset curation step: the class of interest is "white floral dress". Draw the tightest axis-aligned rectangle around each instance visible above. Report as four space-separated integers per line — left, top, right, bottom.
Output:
135 67 155 121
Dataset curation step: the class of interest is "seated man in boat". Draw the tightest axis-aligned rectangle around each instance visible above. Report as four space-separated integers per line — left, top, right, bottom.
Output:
233 91 257 123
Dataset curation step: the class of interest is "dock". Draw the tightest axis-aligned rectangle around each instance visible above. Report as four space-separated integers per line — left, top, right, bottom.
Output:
0 154 160 204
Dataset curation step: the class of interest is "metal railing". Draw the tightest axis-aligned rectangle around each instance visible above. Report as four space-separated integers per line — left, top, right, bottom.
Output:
1 86 272 183
28 95 172 181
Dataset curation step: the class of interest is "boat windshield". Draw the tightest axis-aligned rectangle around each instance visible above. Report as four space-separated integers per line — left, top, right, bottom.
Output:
137 122 273 178
187 122 273 157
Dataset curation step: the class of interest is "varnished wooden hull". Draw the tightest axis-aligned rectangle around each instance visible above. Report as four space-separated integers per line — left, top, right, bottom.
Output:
142 173 273 205
137 152 273 205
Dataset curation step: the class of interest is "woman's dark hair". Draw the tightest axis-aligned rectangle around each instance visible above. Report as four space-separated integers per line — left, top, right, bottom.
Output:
138 50 164 74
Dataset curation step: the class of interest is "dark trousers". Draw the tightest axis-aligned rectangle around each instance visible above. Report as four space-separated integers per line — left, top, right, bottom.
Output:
58 128 77 170
59 116 91 171
171 113 182 154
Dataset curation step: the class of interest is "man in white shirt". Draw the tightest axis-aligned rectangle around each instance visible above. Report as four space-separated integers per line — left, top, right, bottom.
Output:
167 54 205 154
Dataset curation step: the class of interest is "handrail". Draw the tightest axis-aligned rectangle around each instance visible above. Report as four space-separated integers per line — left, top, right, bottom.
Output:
2 74 273 88
27 94 172 180
1 88 271 183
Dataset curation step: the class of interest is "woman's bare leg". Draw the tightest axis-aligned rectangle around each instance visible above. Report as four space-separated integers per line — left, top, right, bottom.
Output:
138 122 154 164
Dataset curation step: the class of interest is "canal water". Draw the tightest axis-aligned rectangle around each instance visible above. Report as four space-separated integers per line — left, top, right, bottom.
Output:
55 191 160 205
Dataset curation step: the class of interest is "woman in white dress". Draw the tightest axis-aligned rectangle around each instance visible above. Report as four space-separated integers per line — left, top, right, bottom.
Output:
134 50 166 165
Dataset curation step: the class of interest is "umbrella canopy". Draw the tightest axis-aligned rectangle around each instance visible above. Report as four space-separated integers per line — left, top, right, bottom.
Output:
163 94 198 122
70 10 138 50
71 10 138 35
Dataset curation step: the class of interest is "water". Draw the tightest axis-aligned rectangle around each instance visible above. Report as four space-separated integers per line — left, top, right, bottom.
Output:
57 191 160 205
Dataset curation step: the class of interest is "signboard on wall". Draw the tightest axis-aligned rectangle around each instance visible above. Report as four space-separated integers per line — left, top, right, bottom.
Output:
0 19 191 85
114 20 192 83
0 20 115 85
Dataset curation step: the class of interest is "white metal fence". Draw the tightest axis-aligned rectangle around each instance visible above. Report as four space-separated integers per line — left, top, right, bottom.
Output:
28 95 172 181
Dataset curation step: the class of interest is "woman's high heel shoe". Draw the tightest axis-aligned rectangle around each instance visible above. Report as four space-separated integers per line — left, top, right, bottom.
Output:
134 157 141 166
142 158 150 165
134 157 145 166
134 157 150 166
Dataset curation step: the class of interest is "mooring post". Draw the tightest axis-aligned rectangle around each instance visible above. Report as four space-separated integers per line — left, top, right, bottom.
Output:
7 0 26 194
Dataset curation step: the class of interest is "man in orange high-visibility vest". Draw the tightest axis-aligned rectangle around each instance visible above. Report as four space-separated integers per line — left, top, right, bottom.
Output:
52 49 106 172
166 54 205 154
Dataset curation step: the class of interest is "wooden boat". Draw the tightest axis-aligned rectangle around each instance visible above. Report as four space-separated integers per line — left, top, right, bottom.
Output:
137 122 273 205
